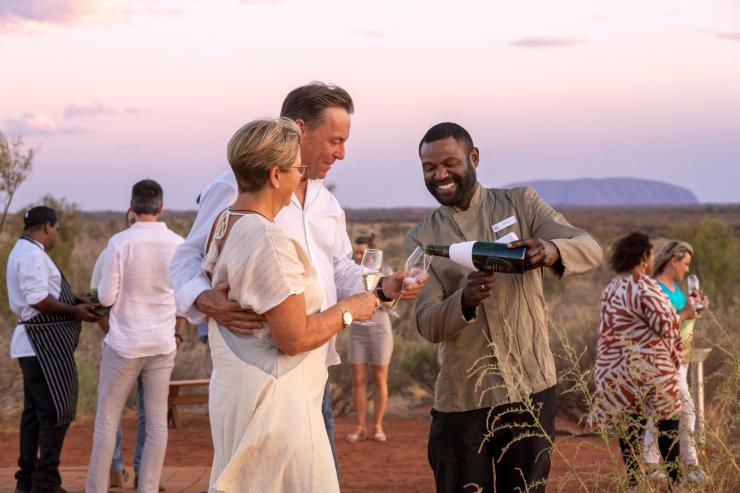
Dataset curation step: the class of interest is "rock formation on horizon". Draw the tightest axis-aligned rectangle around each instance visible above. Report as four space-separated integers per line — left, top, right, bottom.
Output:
503 177 699 206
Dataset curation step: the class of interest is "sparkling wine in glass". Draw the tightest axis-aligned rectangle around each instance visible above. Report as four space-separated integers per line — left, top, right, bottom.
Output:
383 247 432 318
356 249 383 325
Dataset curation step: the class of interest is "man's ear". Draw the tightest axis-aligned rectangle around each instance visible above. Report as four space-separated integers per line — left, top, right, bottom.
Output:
469 147 480 168
294 119 307 134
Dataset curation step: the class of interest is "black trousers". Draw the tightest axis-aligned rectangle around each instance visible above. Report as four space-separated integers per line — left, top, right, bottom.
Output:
16 357 70 493
428 385 556 493
618 416 680 485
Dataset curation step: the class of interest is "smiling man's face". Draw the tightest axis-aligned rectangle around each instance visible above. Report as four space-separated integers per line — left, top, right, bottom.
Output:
420 136 479 209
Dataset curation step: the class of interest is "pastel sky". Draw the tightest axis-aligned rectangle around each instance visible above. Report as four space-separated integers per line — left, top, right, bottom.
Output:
1 0 739 210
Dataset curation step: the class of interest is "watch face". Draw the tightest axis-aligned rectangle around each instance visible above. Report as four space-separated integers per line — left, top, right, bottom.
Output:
343 311 353 326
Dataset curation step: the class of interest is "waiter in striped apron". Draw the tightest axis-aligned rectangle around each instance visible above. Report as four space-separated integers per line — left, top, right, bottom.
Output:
7 206 101 493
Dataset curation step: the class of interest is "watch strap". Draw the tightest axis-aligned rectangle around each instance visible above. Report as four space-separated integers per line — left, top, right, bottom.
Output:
375 277 394 302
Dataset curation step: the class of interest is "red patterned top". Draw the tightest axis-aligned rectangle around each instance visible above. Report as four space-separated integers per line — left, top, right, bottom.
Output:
588 274 682 430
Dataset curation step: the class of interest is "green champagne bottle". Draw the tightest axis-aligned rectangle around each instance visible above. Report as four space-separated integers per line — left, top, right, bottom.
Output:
424 241 526 273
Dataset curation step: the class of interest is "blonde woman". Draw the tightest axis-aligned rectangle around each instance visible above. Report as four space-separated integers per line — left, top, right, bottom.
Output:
204 118 377 492
643 240 710 485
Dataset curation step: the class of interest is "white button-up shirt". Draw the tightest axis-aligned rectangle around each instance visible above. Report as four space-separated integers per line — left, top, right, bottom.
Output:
98 222 184 358
168 170 363 366
6 237 62 358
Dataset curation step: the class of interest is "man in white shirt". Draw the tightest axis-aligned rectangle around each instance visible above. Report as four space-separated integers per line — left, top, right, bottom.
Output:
7 206 101 493
169 82 423 468
86 180 185 492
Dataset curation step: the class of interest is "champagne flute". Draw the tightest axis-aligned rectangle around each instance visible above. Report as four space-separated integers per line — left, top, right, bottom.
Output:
382 247 432 318
356 248 383 326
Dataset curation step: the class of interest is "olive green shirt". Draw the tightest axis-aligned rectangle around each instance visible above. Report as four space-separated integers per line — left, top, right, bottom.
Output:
404 184 603 412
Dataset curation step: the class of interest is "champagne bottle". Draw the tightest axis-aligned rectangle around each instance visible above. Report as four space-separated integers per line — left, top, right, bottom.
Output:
424 241 526 273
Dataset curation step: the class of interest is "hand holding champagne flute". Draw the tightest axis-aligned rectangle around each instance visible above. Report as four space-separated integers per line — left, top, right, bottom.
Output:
383 247 432 317
356 248 383 326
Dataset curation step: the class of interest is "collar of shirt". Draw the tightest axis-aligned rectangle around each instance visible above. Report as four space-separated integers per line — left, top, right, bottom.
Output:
130 221 167 230
443 182 484 216
21 236 45 250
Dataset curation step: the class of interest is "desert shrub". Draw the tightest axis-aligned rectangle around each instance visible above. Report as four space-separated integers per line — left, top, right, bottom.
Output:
75 354 100 417
667 219 740 307
399 339 439 396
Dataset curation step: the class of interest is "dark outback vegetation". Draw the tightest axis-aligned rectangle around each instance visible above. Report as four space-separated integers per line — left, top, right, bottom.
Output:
1 202 738 491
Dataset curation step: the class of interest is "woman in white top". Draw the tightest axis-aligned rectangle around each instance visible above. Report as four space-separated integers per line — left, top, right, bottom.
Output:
205 118 376 493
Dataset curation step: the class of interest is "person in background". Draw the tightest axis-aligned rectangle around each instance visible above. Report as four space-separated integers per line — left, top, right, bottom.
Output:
7 206 101 493
589 232 683 491
86 180 186 492
90 210 166 491
643 240 710 485
346 234 394 443
405 122 602 493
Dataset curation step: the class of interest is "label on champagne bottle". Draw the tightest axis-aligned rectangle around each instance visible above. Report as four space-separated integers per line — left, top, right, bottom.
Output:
449 241 476 270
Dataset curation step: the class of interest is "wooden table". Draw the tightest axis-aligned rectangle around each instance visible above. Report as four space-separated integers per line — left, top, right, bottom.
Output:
167 379 209 428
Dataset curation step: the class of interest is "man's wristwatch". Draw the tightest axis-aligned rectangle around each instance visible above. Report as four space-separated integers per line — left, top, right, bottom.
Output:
337 304 353 329
375 277 394 303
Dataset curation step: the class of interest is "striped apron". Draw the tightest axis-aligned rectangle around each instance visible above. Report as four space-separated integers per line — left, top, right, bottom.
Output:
19 235 82 427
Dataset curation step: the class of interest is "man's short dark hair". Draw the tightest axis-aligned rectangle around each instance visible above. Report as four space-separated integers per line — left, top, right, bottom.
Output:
418 122 474 155
280 82 354 128
131 179 163 215
355 233 375 249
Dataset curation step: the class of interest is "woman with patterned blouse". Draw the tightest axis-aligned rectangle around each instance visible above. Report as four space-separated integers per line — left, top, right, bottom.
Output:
588 232 683 490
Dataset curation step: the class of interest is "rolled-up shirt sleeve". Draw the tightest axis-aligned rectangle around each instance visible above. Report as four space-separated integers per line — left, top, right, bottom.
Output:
97 239 121 307
523 187 603 277
18 251 52 306
169 177 236 324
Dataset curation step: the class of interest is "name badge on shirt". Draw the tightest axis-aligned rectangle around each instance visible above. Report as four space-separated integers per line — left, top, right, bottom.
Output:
495 232 519 244
492 215 517 233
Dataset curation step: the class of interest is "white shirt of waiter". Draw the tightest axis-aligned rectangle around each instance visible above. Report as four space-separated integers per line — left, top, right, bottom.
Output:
98 222 185 359
6 237 61 358
168 170 363 366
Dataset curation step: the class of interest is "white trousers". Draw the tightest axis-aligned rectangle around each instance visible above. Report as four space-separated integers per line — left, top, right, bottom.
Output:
86 344 175 492
644 364 700 466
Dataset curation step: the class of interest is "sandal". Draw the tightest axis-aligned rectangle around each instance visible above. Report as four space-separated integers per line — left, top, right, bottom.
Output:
373 428 387 442
345 427 366 443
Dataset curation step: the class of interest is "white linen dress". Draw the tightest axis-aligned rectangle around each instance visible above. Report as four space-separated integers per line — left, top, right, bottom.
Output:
204 211 338 493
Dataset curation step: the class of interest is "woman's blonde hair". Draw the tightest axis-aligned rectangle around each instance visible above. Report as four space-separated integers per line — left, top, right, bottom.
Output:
652 239 694 276
226 117 301 192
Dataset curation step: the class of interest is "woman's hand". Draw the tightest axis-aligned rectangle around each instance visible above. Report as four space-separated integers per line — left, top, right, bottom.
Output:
341 292 378 321
680 302 697 321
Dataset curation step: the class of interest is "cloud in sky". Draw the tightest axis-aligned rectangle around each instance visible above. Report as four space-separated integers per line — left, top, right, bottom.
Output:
63 101 116 119
3 111 87 136
711 31 740 41
0 0 183 30
509 37 588 49
0 0 95 25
